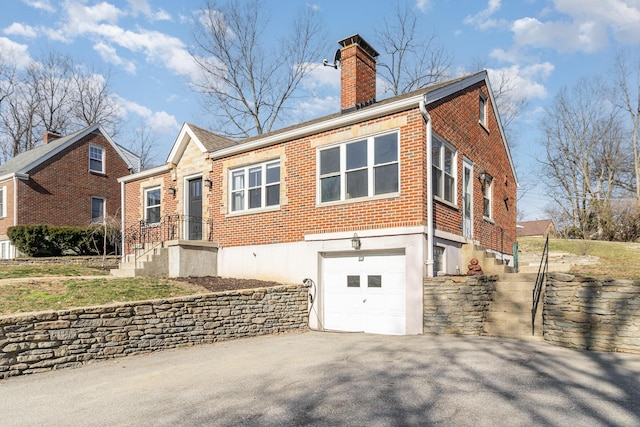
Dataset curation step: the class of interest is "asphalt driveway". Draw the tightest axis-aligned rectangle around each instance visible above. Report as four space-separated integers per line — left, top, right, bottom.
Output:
2 331 640 426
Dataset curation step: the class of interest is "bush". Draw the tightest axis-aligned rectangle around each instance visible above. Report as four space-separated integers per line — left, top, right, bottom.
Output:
7 225 120 257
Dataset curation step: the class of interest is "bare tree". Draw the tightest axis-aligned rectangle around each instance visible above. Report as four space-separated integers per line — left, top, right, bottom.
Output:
0 52 122 159
540 76 630 238
190 0 326 138
376 2 451 96
130 123 159 169
611 50 640 207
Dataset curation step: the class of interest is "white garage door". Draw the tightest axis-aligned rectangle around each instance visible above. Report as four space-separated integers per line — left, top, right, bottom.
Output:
322 251 406 335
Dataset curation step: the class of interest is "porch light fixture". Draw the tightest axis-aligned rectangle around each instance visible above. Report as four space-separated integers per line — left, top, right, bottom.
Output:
478 171 488 183
168 187 176 196
351 233 361 250
204 178 213 189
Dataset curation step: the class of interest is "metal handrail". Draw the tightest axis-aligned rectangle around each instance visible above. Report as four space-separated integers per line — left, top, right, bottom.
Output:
123 215 213 266
531 234 549 335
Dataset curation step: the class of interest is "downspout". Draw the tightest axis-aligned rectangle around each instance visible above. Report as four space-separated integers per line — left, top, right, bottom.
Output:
419 99 435 277
120 181 125 260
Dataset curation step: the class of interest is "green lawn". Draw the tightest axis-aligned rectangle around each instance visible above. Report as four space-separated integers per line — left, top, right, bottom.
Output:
0 264 110 279
0 277 205 316
517 236 640 280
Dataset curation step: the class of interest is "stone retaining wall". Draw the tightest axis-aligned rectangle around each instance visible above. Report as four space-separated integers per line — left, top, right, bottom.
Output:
545 274 640 353
424 275 496 335
0 284 308 378
0 256 119 268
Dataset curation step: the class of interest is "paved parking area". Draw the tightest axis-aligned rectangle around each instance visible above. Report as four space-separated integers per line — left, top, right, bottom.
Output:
2 331 640 426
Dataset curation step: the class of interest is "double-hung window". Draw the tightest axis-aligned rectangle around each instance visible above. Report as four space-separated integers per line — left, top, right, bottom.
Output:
145 187 161 224
0 186 5 218
483 175 493 219
89 145 105 173
319 132 399 203
91 197 105 223
432 137 456 204
230 160 280 212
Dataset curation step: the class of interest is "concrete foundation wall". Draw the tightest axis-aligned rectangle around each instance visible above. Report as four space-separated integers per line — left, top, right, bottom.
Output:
0 284 308 378
544 274 640 353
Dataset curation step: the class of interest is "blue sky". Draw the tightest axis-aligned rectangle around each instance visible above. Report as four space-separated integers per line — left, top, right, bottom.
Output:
1 0 639 220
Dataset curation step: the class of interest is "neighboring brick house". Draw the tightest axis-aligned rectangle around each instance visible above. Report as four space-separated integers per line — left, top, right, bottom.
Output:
0 124 140 258
517 219 557 237
118 34 518 335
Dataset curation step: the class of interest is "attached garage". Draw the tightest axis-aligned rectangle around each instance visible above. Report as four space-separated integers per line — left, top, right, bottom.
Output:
322 250 406 335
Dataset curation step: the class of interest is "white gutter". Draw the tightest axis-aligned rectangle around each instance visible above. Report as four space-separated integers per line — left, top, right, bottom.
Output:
210 94 426 160
118 163 171 183
420 99 434 278
120 180 125 259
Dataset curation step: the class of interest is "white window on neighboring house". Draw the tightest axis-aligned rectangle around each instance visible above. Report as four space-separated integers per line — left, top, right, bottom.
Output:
0 241 11 259
0 186 6 217
479 93 487 127
91 197 105 223
144 187 161 224
483 174 493 219
230 160 280 212
432 137 456 204
89 145 105 173
318 132 399 203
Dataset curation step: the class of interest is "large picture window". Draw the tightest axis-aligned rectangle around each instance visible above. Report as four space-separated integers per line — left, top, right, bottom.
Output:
89 145 105 173
432 137 456 204
144 187 161 224
319 132 399 203
230 160 280 212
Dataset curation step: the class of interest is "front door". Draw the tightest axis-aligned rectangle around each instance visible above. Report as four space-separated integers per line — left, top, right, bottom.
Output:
187 178 202 240
463 160 473 239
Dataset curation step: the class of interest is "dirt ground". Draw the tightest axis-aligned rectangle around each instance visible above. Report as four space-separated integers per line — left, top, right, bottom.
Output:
174 276 288 293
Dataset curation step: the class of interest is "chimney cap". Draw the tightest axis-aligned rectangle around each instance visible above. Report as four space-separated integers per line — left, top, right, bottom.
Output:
338 34 379 58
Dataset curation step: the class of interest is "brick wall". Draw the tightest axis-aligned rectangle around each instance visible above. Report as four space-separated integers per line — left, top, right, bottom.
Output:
0 178 16 237
0 284 308 378
17 133 132 227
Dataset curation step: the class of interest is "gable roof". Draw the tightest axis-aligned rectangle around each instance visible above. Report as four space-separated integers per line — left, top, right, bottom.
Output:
0 124 140 180
166 122 238 165
517 219 556 237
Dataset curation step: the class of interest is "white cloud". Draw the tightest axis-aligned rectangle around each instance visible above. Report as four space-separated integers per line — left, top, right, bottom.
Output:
415 0 431 12
302 63 340 91
3 23 38 38
487 62 555 103
115 96 179 135
126 0 171 22
511 17 608 52
306 3 321 12
464 0 503 29
93 42 136 74
22 0 55 13
0 37 32 68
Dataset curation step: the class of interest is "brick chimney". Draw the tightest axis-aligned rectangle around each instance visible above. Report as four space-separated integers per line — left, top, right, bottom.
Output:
338 34 379 113
43 130 61 144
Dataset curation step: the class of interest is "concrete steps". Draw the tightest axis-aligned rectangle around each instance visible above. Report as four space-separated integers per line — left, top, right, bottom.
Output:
482 272 544 340
110 245 168 277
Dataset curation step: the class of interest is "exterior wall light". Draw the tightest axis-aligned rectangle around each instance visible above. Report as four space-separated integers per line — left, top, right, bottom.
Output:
204 178 213 189
351 233 361 250
478 171 488 183
168 187 176 196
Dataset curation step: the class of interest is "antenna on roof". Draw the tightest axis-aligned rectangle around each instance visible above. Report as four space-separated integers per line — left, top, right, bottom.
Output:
322 49 341 69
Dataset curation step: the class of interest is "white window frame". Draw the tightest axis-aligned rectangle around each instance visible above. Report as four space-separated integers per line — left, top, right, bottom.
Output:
432 136 457 205
317 131 399 204
479 93 487 128
0 241 11 259
229 160 280 213
0 186 6 218
483 175 493 220
89 144 105 173
144 186 161 224
91 196 105 223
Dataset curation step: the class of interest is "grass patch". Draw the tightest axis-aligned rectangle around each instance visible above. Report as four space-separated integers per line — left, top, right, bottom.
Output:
517 237 640 280
0 264 110 279
0 277 205 316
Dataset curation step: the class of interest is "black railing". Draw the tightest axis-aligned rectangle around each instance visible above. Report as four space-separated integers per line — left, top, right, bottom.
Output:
124 214 213 253
532 234 549 335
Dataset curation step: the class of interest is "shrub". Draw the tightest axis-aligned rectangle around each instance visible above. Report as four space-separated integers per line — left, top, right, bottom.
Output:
7 225 120 257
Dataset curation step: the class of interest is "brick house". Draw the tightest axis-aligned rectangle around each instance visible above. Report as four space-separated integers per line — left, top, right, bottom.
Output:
0 123 140 258
117 34 518 335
